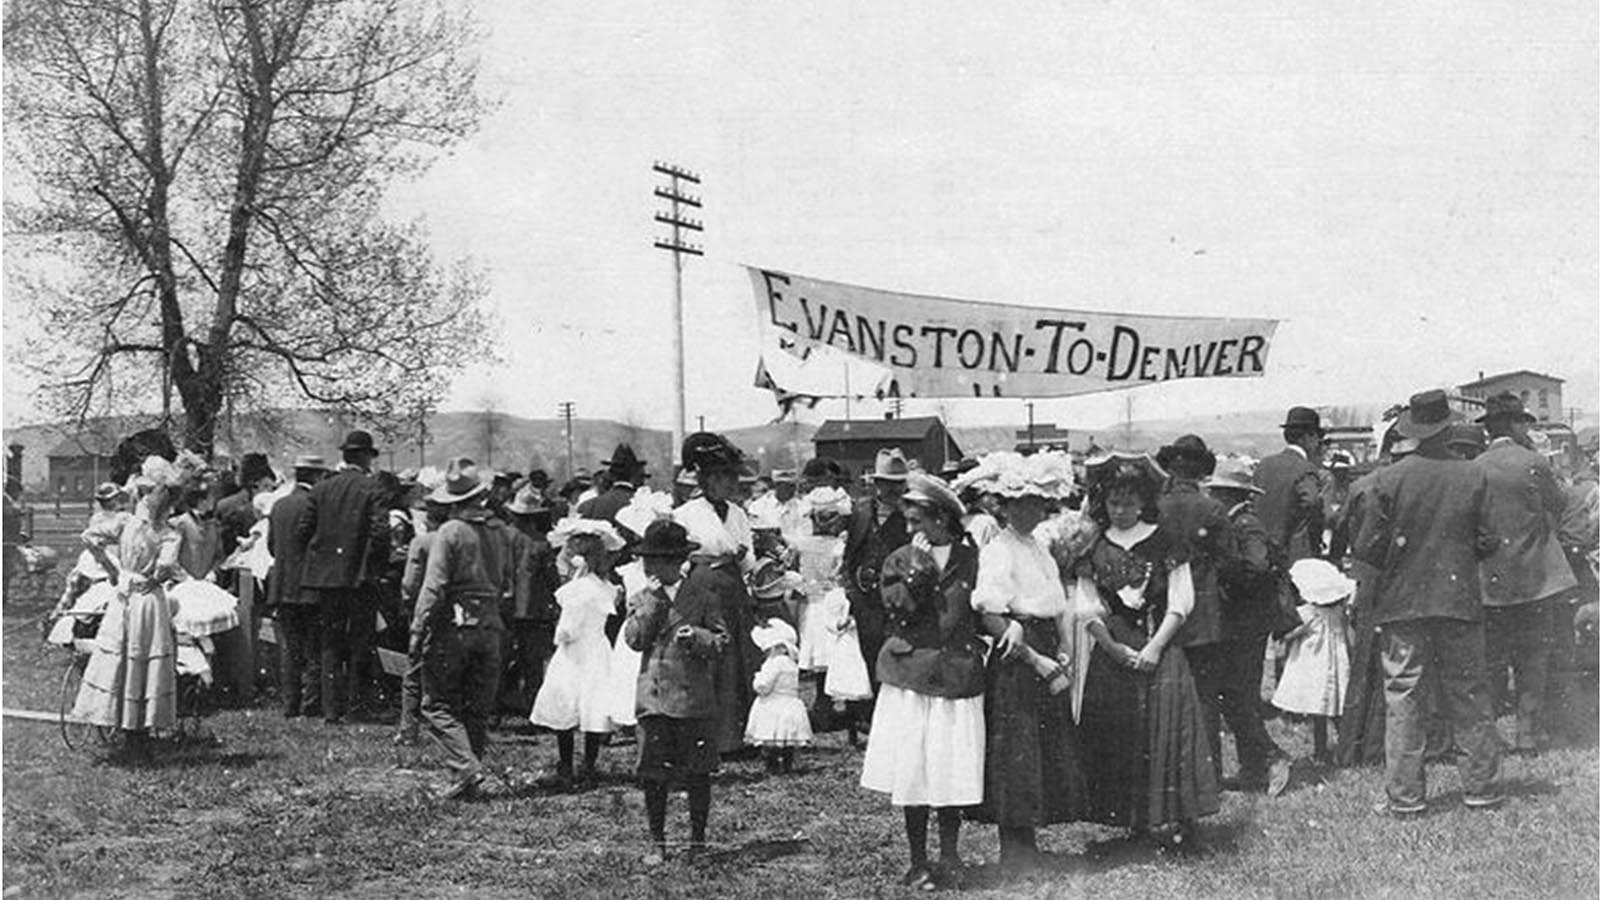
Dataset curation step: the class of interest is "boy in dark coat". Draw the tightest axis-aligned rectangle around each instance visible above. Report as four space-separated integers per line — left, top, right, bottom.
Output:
623 519 726 864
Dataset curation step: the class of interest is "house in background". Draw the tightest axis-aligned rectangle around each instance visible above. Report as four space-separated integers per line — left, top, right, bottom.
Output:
46 433 119 501
1457 370 1565 423
812 416 963 480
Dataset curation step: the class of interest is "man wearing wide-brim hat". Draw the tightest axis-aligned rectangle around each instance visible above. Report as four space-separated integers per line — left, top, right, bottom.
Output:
579 444 649 527
499 482 560 718
1472 391 1578 751
295 429 391 724
1253 407 1327 563
410 457 515 799
1200 459 1292 793
840 448 915 728
1359 390 1503 815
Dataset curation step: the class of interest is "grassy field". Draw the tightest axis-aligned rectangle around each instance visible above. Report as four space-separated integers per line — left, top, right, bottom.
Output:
4 601 1597 900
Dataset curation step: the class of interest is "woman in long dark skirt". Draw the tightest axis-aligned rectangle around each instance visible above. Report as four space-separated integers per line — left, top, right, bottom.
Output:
1071 453 1218 850
954 451 1085 870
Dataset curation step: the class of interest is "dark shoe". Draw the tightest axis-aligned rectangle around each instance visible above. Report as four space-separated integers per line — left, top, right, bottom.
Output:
1373 798 1427 817
900 865 937 891
439 771 484 801
1463 791 1506 811
933 858 967 889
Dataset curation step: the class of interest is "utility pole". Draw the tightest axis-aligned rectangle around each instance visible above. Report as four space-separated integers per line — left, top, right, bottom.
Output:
697 415 706 432
558 401 576 481
416 402 430 469
1025 400 1036 451
652 161 703 466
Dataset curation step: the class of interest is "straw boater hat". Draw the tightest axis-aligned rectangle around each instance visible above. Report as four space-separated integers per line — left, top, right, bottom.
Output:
902 471 965 523
872 448 911 482
952 450 1075 500
548 516 626 551
751 617 799 653
430 457 489 505
1155 434 1217 477
749 557 804 599
1203 459 1263 495
1393 389 1459 441
292 453 329 473
1289 558 1356 606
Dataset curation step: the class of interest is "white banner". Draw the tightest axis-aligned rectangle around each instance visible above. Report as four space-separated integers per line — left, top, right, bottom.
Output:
749 267 1281 399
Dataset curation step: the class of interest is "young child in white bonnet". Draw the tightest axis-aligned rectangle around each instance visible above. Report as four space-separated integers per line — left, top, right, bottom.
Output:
746 617 814 774
1272 558 1356 764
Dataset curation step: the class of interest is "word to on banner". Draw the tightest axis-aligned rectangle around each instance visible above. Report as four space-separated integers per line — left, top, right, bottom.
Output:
748 267 1281 399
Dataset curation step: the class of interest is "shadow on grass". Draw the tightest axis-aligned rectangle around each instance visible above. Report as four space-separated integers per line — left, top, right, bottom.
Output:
93 744 282 772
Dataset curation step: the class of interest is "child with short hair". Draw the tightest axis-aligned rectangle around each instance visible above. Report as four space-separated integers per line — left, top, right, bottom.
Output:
624 519 727 864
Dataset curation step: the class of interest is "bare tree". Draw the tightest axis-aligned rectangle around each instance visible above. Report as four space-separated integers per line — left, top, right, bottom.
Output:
5 0 495 455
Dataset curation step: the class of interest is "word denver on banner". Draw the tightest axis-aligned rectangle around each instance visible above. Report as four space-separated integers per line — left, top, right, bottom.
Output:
748 267 1281 399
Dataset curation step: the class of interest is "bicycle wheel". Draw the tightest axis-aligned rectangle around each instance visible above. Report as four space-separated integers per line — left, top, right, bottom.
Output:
58 656 95 751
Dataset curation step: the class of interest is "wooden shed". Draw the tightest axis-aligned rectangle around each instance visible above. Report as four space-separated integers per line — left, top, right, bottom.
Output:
811 416 963 480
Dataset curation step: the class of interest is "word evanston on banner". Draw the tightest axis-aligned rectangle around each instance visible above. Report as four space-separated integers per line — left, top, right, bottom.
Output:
750 267 1280 399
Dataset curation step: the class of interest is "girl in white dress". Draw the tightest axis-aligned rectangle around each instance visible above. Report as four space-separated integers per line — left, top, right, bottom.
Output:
531 519 624 785
745 618 813 773
1272 559 1355 763
793 487 852 675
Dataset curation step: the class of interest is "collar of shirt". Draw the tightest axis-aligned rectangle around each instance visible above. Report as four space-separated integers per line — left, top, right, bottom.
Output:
1227 500 1252 518
1488 436 1516 448
1286 445 1308 460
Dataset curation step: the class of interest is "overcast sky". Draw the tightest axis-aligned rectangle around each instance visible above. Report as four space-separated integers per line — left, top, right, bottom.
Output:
7 1 1598 433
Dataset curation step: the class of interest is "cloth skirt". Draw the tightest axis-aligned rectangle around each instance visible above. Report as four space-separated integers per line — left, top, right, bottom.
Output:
606 635 642 728
1274 630 1349 716
530 632 614 733
860 684 985 807
796 593 832 672
824 624 873 701
1079 619 1220 830
970 620 1085 826
72 585 178 731
745 694 814 747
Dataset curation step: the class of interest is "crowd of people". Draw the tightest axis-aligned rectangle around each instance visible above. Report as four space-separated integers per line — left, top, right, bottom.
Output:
46 388 1600 888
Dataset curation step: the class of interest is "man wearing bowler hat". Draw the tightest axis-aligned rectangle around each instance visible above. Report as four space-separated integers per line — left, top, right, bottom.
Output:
1357 390 1501 815
411 458 514 799
841 448 914 730
1254 407 1327 563
1473 392 1577 752
295 430 392 724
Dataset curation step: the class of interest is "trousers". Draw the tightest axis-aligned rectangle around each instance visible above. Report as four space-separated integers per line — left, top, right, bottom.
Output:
314 586 376 721
1485 596 1559 747
275 604 323 716
421 622 504 778
1381 617 1500 805
1187 636 1281 780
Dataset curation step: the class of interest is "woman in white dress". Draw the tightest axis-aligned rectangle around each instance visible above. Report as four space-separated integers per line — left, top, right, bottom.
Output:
531 519 624 785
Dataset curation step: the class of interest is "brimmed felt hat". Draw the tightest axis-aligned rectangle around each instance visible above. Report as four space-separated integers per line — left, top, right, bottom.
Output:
1289 558 1356 606
1083 451 1167 493
1475 391 1537 424
873 448 910 481
682 431 744 474
338 430 379 454
903 471 965 523
239 452 275 486
751 617 799 652
1155 434 1217 476
291 453 330 472
430 457 489 504
602 444 648 480
1394 389 1459 441
93 482 125 502
506 484 548 516
1445 423 1487 451
1203 459 1263 495
630 518 699 558
749 558 803 599
1281 406 1325 433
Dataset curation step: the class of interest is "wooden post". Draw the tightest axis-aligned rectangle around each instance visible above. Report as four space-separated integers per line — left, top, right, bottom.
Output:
226 570 257 702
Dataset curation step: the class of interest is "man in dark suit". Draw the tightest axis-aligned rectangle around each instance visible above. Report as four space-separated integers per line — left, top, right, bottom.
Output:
1473 392 1577 752
1357 390 1501 815
841 448 913 735
577 444 647 531
295 430 391 724
1254 406 1327 562
268 454 328 718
